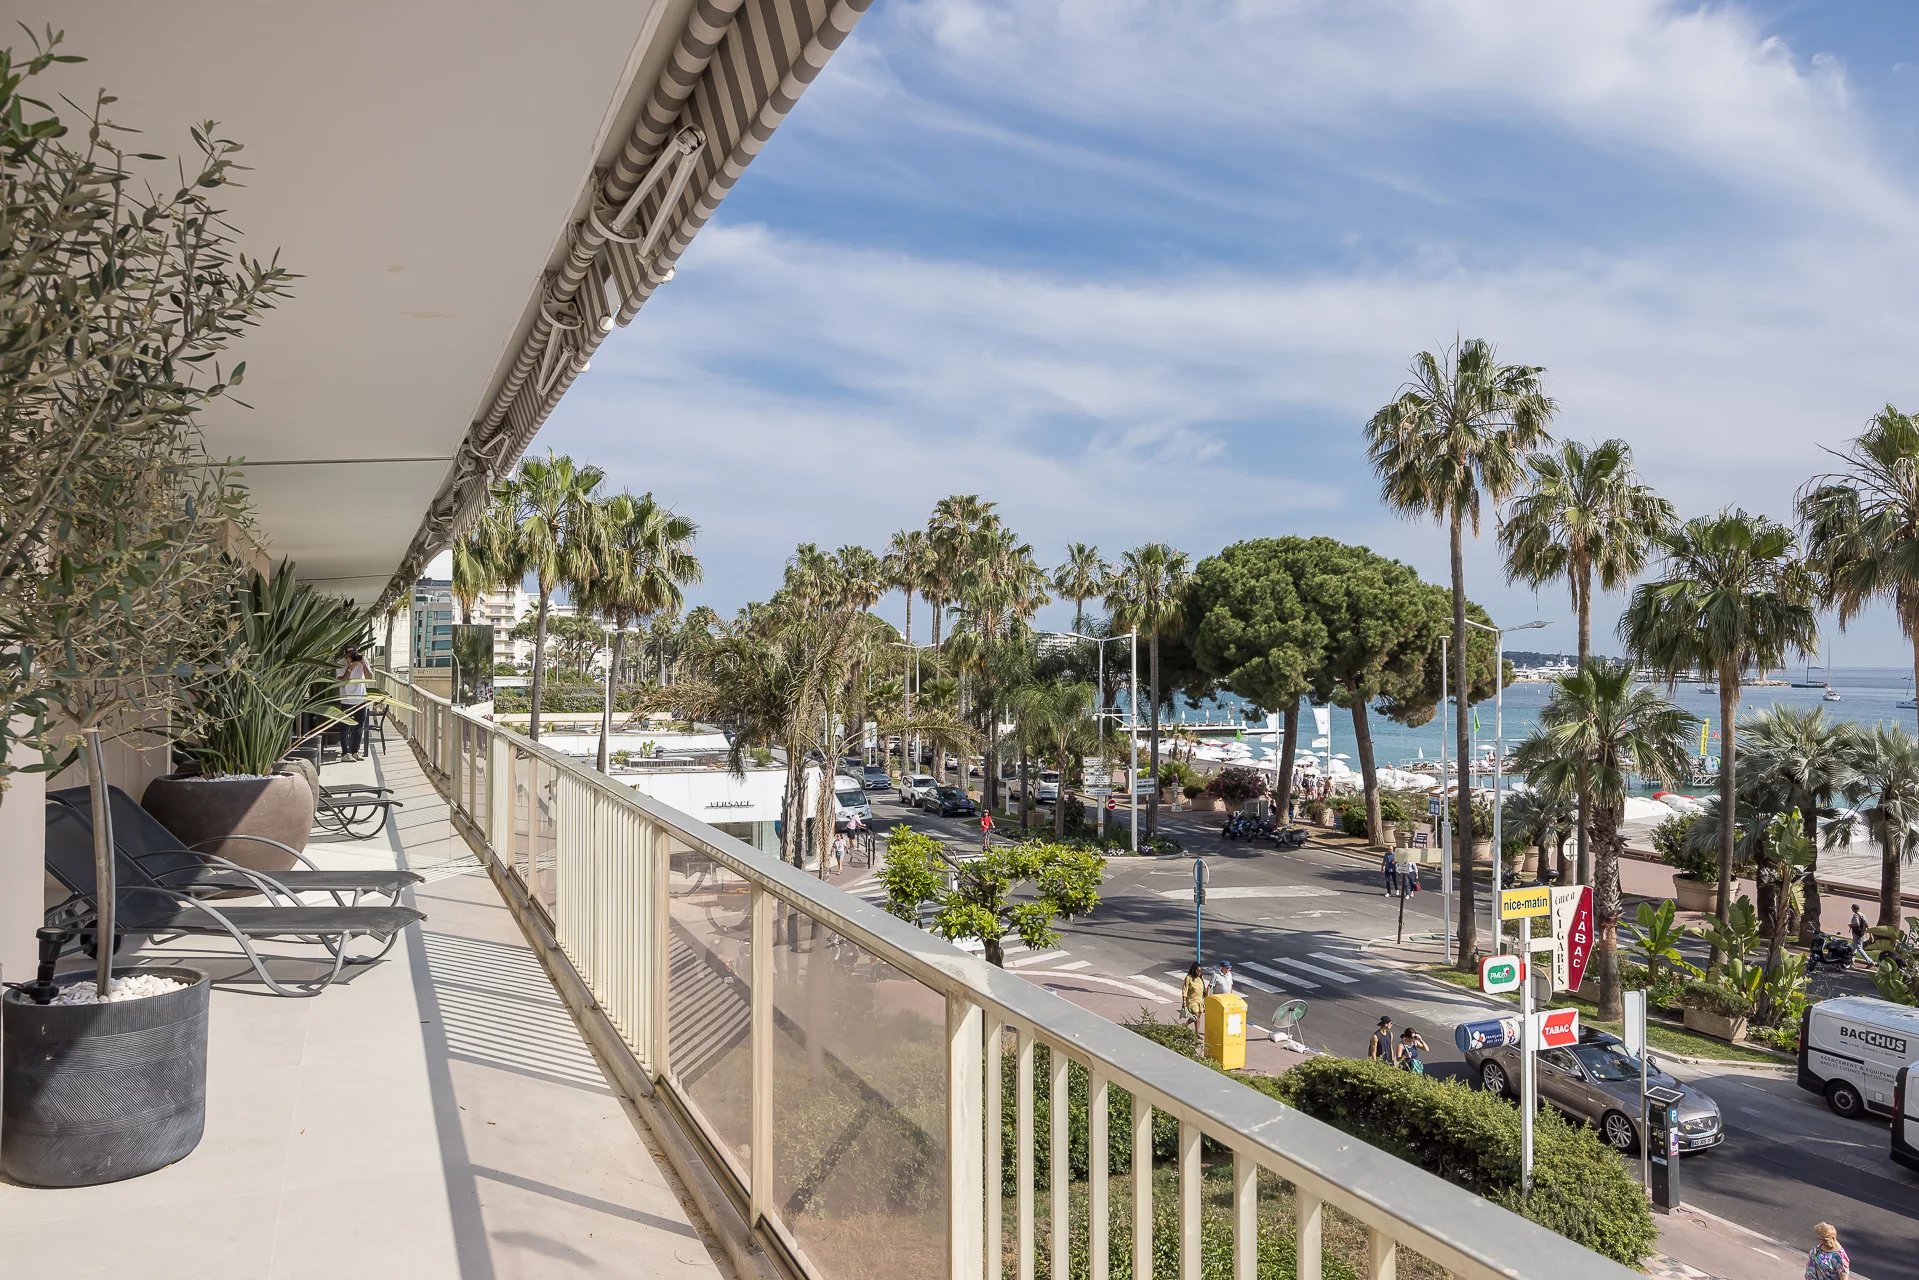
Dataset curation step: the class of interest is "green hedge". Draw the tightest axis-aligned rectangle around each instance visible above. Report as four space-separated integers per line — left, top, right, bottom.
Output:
1271 1057 1655 1266
493 684 650 713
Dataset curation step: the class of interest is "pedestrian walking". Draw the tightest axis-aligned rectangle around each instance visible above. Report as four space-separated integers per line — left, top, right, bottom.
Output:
1209 960 1235 995
1181 963 1206 1034
335 647 372 760
1849 904 1868 947
1368 1015 1394 1062
1804 1222 1849 1280
1381 848 1397 896
829 830 847 872
1396 1027 1429 1074
1400 856 1421 897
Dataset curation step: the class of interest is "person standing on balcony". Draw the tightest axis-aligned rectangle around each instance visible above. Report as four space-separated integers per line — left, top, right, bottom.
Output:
336 647 372 761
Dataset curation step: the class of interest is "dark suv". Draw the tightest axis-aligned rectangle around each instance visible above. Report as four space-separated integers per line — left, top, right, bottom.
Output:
920 785 978 818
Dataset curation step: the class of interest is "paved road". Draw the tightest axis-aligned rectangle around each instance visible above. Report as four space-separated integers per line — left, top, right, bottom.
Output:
855 789 1919 1280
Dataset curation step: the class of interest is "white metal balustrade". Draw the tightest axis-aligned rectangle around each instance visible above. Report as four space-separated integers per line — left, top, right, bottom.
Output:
379 674 1637 1280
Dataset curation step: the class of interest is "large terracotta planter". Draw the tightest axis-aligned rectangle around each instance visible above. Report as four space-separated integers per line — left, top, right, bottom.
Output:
1517 849 1539 876
1472 839 1493 864
142 770 315 871
1672 876 1720 914
1682 1007 1748 1043
1377 822 1398 849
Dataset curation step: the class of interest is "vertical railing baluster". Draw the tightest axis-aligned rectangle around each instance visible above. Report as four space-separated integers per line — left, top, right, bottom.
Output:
1179 1120 1201 1279
1295 1191 1323 1280
1231 1153 1257 1280
1049 1047 1068 1275
1131 1098 1150 1280
749 886 772 1228
947 995 985 1280
1088 1070 1108 1280
649 820 671 1079
986 1015 1004 1280
1016 1030 1035 1280
1367 1226 1397 1280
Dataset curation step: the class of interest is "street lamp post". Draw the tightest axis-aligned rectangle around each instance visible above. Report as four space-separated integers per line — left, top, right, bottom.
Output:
891 638 940 780
1065 630 1140 856
1462 617 1548 954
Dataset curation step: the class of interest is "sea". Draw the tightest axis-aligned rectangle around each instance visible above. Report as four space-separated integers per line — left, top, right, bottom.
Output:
1132 666 1919 790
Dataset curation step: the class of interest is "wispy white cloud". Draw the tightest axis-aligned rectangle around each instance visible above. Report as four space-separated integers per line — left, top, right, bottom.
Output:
542 1 1919 657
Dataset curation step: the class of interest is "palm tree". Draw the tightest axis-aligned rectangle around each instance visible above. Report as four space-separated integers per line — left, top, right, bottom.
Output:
1737 705 1853 941
1800 405 1919 731
927 494 998 647
503 451 609 742
885 528 935 766
585 491 701 772
1837 725 1919 927
1365 337 1555 966
1622 509 1818 941
1500 777 1574 883
1104 543 1190 837
1015 682 1099 838
1501 439 1674 885
450 492 521 627
1511 663 1696 1019
1052 543 1108 634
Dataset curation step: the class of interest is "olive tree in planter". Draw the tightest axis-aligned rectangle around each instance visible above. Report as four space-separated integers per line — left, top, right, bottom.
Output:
147 563 368 871
0 32 291 1187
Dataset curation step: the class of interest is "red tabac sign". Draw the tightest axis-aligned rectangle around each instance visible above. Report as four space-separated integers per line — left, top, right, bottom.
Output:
1535 1008 1581 1050
1551 885 1595 993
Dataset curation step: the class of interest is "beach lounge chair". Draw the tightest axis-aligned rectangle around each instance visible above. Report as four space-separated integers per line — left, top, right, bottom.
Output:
44 798 423 997
49 785 419 904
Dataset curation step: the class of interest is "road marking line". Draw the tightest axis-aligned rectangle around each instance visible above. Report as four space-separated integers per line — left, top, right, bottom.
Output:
1240 961 1318 990
1133 974 1185 999
1006 951 1070 968
1052 960 1092 971
1308 951 1373 975
1268 956 1359 984
1231 972 1282 993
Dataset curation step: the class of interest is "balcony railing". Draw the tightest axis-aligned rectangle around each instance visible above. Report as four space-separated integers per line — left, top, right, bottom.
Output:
380 672 1636 1280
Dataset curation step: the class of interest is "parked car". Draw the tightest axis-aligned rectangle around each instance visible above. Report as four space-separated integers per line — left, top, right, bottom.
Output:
861 765 892 791
839 756 865 778
1465 1028 1723 1154
833 780 872 831
1035 770 1061 803
921 785 978 818
1797 996 1919 1118
899 774 939 805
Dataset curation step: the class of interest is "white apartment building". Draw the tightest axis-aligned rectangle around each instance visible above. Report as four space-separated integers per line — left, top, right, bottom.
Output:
469 584 578 669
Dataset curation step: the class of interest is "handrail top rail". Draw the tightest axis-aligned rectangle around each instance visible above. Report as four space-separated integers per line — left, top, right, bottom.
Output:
385 671 1638 1279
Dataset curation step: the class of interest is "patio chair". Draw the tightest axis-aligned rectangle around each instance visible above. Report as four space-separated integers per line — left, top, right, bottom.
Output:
49 786 420 905
44 798 423 997
312 781 404 839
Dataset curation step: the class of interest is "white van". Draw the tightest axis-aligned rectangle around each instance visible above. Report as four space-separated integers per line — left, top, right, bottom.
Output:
832 778 871 831
1894 1062 1919 1172
1797 996 1919 1118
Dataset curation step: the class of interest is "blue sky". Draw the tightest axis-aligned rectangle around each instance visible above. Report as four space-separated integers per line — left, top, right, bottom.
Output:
543 0 1919 665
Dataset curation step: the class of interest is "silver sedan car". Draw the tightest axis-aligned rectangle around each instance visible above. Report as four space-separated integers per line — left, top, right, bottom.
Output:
1465 1028 1724 1154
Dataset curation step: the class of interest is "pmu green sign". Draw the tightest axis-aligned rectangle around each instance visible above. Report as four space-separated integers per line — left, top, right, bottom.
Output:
1479 954 1524 995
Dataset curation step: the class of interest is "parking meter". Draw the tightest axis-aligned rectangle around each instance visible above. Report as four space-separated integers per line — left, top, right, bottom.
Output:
1645 1085 1684 1213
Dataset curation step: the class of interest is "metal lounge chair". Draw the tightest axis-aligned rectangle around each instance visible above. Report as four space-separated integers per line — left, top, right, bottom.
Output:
312 781 404 839
44 799 423 998
49 785 420 904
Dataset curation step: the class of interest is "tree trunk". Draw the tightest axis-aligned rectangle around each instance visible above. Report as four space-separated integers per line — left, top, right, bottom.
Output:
902 594 914 773
1349 694 1383 846
1019 750 1032 830
597 627 624 773
1799 800 1824 942
1276 705 1299 821
1054 755 1067 839
930 599 943 650
1575 561 1593 885
1594 810 1624 1021
1451 513 1475 968
1147 633 1163 837
1882 828 1903 928
529 588 552 742
984 934 1004 968
1714 671 1739 950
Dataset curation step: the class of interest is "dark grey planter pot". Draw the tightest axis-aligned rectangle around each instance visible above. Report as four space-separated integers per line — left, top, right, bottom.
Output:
2 966 210 1187
142 770 315 871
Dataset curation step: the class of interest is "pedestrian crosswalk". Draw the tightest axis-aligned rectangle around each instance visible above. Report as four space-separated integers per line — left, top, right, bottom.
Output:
1163 949 1379 1000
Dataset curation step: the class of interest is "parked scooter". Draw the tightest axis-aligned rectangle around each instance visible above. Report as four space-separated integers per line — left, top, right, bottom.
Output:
1270 826 1308 850
1809 931 1865 970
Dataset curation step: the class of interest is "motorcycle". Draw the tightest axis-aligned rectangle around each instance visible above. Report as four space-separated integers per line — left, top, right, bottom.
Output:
1809 931 1864 970
1269 826 1308 850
